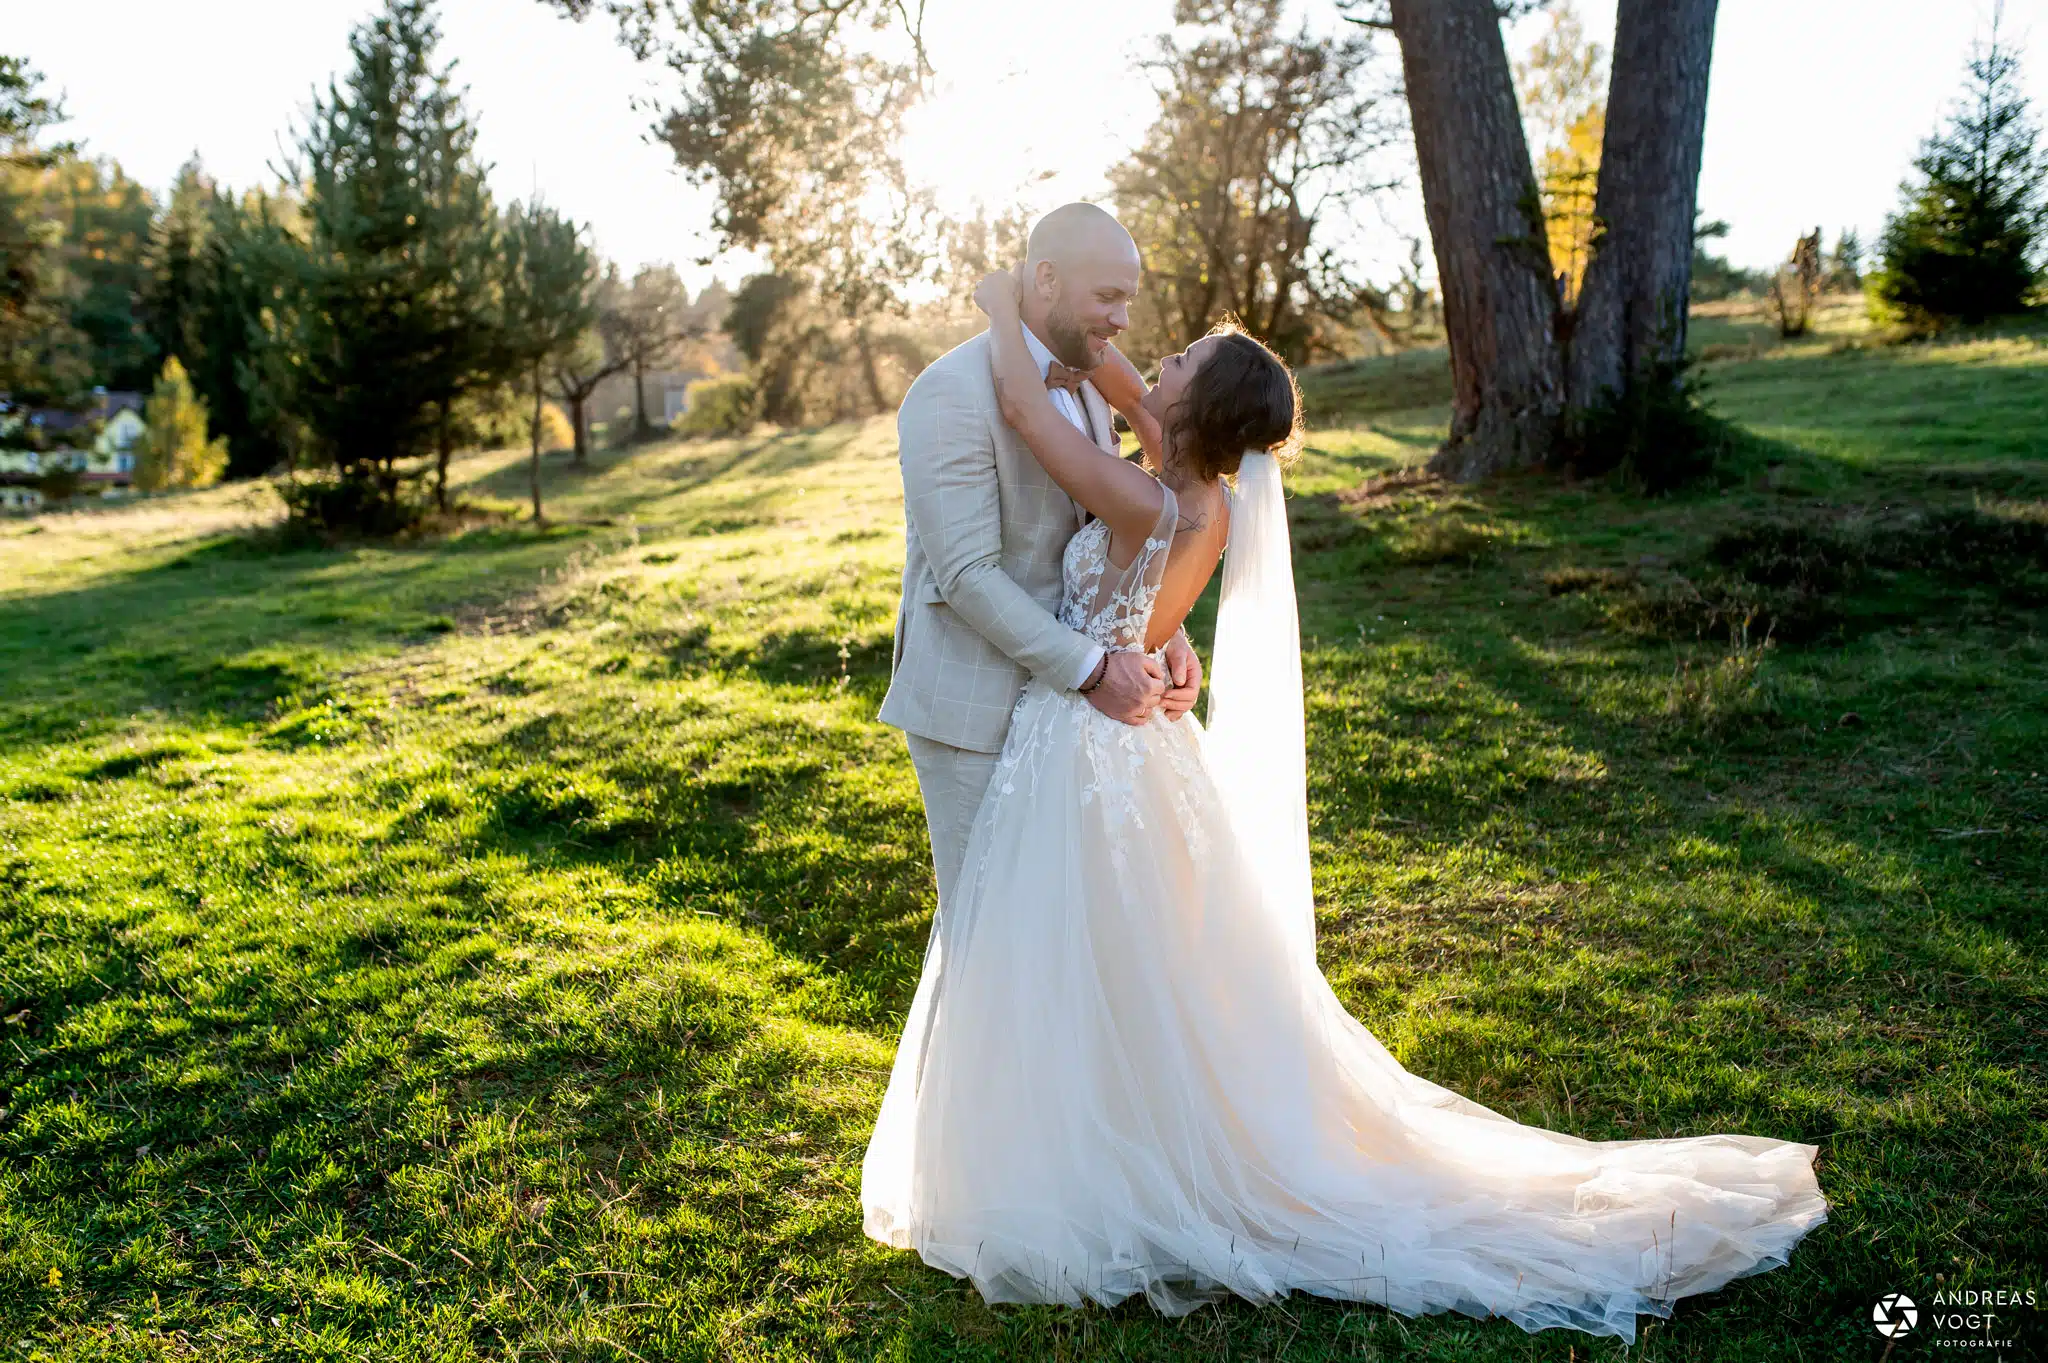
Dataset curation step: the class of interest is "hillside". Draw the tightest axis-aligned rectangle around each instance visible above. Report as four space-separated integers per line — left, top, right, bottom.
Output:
2 317 2043 1360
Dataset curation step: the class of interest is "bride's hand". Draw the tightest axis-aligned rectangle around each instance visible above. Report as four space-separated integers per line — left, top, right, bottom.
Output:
972 268 1022 322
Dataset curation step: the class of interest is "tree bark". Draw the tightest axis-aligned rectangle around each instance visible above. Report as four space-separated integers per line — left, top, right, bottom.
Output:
854 326 887 414
632 361 651 441
1568 0 1719 409
1390 0 1564 482
529 363 545 525
434 398 452 513
570 393 590 465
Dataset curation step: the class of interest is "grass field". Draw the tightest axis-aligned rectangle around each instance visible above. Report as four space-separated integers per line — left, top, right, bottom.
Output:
2 306 2043 1361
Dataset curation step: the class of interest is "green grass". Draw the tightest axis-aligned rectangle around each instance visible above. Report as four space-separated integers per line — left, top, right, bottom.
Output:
2 319 2044 1361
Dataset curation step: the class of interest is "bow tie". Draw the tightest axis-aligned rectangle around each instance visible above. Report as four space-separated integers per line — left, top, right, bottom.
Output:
1044 361 1089 395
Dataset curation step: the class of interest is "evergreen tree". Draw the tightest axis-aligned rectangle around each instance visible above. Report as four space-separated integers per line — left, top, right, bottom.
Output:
142 167 304 478
547 265 629 466
1828 228 1864 291
1873 4 2045 325
142 158 212 382
205 185 305 477
285 0 503 507
499 199 598 522
0 56 88 403
135 354 228 490
38 152 160 390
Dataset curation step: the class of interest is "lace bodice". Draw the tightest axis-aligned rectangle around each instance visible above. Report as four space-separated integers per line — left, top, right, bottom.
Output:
1056 485 1178 656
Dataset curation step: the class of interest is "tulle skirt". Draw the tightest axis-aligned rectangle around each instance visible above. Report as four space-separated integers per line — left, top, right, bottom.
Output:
861 682 1828 1342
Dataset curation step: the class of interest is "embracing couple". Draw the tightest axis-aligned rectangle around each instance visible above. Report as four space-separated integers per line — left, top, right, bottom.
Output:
861 203 1827 1343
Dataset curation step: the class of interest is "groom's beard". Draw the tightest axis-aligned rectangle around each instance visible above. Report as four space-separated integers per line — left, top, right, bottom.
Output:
1043 299 1098 370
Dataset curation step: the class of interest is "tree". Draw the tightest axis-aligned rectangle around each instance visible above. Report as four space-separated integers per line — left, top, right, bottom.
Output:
1351 0 1723 484
1690 216 1760 301
1827 228 1864 292
1110 0 1398 366
717 267 924 424
0 57 87 403
500 199 599 522
0 57 70 163
613 263 696 439
547 265 629 465
1768 227 1823 338
1378 0 1565 480
284 0 505 513
1564 0 1719 424
35 152 160 390
135 354 228 490
1871 3 2045 327
723 271 807 422
178 181 307 478
1514 1 1607 306
546 0 936 420
143 158 212 381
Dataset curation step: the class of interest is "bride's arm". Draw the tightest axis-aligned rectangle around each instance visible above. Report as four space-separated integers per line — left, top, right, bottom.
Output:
974 272 1164 548
1087 343 1165 472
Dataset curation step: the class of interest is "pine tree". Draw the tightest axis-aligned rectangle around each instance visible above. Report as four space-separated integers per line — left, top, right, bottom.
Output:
1828 228 1864 291
285 0 503 514
142 166 305 479
0 56 89 403
206 185 305 477
142 158 213 378
1873 4 2046 325
135 354 228 490
37 152 159 390
499 199 598 523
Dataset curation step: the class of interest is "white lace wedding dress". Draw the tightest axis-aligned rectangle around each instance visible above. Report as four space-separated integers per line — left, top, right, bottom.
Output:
862 465 1828 1344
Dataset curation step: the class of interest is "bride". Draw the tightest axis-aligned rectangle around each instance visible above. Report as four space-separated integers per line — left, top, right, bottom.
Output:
860 271 1829 1343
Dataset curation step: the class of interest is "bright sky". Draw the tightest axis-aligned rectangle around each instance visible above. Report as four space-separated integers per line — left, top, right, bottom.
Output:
11 0 2048 291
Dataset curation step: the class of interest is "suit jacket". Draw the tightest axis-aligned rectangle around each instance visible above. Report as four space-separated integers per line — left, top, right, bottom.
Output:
878 329 1120 754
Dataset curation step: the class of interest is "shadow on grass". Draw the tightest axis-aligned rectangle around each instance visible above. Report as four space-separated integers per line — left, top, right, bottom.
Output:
0 523 609 749
1 357 2044 1356
457 425 863 516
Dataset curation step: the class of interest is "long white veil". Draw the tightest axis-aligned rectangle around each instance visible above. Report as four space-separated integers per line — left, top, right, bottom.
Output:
1202 450 1315 969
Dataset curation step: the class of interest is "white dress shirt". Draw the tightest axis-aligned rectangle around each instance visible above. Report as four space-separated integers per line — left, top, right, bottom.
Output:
1019 323 1108 690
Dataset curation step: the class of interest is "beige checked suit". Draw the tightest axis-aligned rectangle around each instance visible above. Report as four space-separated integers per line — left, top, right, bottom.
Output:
878 328 1121 904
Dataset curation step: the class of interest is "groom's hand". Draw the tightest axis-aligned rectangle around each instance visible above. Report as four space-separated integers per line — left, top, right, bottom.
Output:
1160 635 1202 722
1085 651 1166 726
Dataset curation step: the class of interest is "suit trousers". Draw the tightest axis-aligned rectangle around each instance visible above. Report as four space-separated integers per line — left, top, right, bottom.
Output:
903 732 1003 911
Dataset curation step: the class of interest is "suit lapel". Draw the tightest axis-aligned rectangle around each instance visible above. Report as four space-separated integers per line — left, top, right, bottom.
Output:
991 391 1086 528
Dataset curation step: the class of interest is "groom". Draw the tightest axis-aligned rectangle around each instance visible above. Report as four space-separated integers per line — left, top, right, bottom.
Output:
880 202 1202 907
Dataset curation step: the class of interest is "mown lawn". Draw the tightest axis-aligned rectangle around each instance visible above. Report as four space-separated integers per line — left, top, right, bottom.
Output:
2 314 2043 1361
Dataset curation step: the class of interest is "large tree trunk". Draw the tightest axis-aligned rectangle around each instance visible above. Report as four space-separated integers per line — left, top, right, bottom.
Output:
1568 0 1719 409
1390 0 1564 482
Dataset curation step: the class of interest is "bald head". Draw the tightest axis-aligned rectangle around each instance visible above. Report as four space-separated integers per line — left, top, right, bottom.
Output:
1026 202 1138 274
1021 203 1141 369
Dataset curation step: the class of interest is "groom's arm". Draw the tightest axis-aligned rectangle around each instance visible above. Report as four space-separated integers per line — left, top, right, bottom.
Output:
899 366 1103 690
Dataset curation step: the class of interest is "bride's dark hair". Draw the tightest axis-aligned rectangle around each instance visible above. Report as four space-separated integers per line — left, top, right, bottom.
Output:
1165 320 1303 482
